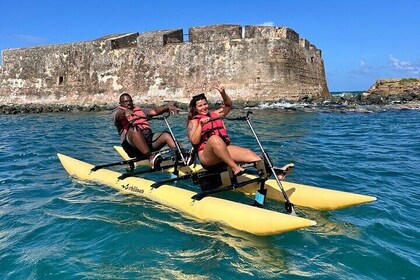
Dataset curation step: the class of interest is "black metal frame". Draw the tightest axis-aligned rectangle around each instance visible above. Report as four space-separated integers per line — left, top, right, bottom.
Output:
91 111 295 211
149 159 271 205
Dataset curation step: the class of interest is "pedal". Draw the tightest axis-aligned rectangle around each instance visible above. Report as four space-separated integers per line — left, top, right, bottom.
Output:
184 148 196 166
180 147 196 166
128 161 135 172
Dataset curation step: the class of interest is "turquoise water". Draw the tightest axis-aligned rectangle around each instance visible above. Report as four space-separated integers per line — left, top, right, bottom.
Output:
1 109 419 279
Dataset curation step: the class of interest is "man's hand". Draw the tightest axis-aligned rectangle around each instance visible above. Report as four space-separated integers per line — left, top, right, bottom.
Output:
166 104 180 114
124 109 134 119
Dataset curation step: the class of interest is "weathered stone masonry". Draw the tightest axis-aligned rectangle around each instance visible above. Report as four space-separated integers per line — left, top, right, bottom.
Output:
0 24 330 105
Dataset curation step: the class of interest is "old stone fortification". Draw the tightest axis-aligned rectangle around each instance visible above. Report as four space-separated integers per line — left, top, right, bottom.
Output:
0 24 330 106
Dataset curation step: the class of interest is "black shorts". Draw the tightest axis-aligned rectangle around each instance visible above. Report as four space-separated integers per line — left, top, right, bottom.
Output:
122 129 155 159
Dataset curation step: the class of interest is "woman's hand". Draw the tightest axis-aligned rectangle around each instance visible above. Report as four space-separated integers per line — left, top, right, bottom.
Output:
213 81 225 94
212 81 232 116
200 117 211 125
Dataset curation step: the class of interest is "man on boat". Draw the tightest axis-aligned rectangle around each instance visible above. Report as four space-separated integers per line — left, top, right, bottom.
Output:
187 82 293 177
113 92 181 169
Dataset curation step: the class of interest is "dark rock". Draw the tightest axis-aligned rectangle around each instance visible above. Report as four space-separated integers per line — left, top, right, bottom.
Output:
243 101 258 108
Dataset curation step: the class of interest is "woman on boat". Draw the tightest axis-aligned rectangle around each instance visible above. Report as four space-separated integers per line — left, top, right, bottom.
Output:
187 82 263 175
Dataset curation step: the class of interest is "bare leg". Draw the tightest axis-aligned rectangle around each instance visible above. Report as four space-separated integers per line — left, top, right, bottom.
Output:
199 136 244 175
226 145 261 163
227 144 294 180
126 127 151 155
151 132 176 150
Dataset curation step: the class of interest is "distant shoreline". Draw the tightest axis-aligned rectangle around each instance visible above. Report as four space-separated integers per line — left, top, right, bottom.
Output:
2 78 418 114
1 97 419 114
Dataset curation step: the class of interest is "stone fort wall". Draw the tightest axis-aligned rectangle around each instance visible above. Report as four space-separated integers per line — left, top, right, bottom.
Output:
0 24 330 105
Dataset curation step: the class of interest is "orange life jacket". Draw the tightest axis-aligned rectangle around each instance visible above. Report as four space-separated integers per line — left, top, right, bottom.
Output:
113 106 151 138
193 111 230 152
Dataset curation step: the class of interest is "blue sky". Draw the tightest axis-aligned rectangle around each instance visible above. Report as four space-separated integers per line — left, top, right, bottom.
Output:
0 0 419 91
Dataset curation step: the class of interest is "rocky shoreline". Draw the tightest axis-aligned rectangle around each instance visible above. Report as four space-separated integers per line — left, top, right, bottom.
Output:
1 95 419 114
0 103 111 114
2 78 419 114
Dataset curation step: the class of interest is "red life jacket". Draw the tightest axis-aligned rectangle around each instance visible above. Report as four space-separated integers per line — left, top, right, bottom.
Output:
113 106 151 137
193 111 230 152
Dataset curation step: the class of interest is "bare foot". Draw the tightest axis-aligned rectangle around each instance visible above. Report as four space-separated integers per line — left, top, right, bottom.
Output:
277 173 286 181
274 163 294 180
233 166 245 176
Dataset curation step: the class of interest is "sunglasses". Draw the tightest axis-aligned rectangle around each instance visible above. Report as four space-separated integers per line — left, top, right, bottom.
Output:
192 93 206 101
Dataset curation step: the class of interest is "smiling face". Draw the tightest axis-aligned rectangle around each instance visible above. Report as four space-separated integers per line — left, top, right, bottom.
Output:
119 94 134 110
188 93 209 121
194 98 209 115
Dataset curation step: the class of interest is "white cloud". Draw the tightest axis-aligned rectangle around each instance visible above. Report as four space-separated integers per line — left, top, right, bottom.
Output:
389 55 419 74
257 22 274 26
350 56 420 78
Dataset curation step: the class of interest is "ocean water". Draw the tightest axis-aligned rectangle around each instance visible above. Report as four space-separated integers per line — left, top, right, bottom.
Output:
0 108 419 279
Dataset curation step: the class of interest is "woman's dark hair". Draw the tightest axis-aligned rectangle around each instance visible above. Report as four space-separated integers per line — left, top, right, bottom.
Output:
187 93 207 123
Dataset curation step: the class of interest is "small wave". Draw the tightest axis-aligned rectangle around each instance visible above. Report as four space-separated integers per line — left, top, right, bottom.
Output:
247 101 310 110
